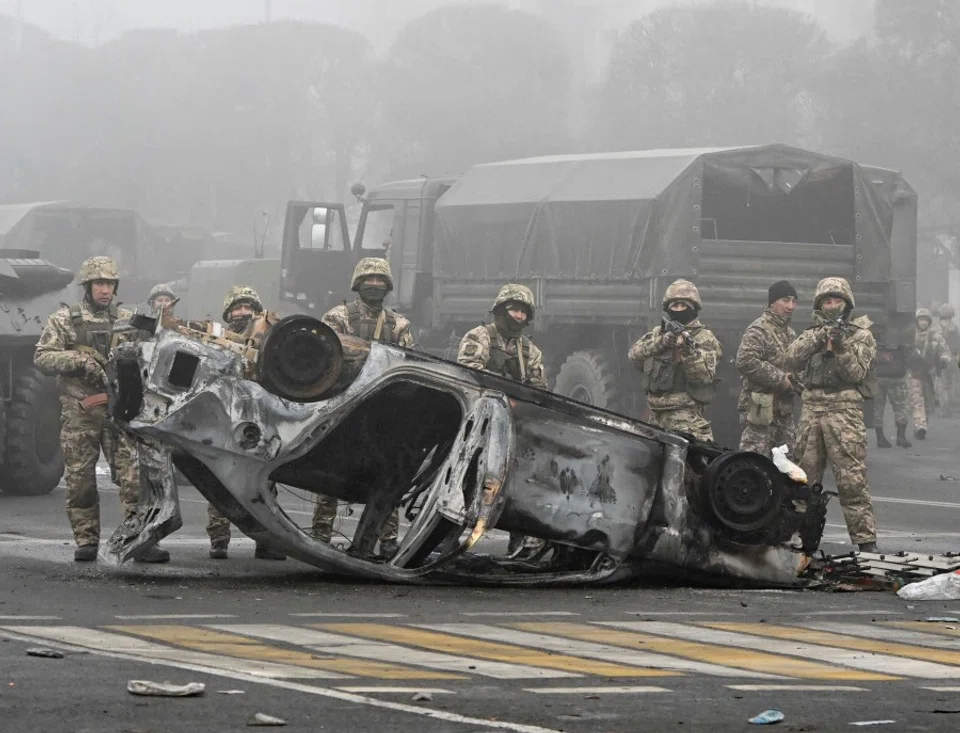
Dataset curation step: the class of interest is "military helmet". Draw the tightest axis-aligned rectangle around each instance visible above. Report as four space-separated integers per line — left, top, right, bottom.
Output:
490 283 536 320
813 277 855 311
222 285 264 322
916 307 933 322
662 279 702 310
77 256 120 286
939 303 955 319
350 257 394 292
148 283 176 304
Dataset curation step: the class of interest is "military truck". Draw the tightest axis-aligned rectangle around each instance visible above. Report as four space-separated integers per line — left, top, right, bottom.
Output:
281 145 918 445
0 253 71 494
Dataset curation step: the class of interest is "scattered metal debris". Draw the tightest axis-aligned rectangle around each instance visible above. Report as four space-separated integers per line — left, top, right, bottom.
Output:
806 552 960 592
247 713 288 726
25 647 64 659
126 680 206 697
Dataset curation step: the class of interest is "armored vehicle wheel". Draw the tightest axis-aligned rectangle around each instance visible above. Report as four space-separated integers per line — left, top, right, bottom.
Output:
554 350 623 412
1 367 64 496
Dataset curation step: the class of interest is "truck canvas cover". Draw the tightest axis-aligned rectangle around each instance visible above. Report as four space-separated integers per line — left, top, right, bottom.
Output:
433 144 912 283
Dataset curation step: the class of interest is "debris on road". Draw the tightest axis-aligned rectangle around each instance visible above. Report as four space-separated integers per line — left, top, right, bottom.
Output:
247 713 288 726
412 692 433 702
25 648 64 659
126 680 206 697
808 552 960 592
898 570 960 601
748 709 784 725
216 690 246 695
849 721 896 727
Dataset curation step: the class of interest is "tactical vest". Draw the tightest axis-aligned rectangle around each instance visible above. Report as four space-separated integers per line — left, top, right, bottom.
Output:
484 324 534 383
642 329 715 404
801 349 877 398
346 300 397 343
69 303 119 360
875 344 907 379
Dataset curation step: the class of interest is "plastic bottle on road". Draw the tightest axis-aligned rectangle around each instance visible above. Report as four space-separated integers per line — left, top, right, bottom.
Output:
897 570 960 601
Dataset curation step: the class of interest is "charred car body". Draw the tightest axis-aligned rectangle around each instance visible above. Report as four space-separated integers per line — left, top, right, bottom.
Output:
104 309 828 586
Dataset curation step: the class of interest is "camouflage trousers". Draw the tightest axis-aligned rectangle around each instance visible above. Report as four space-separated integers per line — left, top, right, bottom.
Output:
907 375 932 429
738 412 795 459
936 365 957 416
61 398 139 547
311 495 399 545
206 482 278 547
873 377 909 428
648 405 713 443
794 403 877 545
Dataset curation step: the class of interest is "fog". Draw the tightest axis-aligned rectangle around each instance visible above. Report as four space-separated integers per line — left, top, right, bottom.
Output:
1 0 957 300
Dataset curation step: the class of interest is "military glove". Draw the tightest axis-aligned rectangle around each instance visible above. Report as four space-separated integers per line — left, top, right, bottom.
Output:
660 332 678 350
80 355 107 385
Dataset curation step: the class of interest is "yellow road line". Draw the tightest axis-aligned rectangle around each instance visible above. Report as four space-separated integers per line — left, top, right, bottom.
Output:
106 625 461 680
886 622 960 640
316 623 677 678
705 623 960 668
513 622 882 681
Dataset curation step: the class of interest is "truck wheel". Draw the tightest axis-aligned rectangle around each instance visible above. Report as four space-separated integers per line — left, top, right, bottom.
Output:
554 350 623 411
1 367 64 496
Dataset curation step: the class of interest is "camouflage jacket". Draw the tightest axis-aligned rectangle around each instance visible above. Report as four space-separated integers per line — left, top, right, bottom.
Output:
628 321 723 410
457 324 547 389
785 314 875 408
939 321 960 353
34 299 132 400
914 327 950 375
735 308 797 414
321 298 414 348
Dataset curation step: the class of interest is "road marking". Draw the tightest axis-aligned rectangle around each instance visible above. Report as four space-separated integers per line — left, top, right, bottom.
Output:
701 623 960 678
726 685 869 692
871 496 960 509
603 622 898 680
921 686 960 691
886 622 960 639
115 614 238 620
108 625 461 680
335 687 456 694
211 624 575 679
460 612 580 617
0 628 563 733
0 615 60 620
624 611 741 616
514 622 862 681
807 622 960 651
423 623 774 679
790 611 902 617
0 626 348 679
289 613 407 619
319 623 676 678
523 686 669 694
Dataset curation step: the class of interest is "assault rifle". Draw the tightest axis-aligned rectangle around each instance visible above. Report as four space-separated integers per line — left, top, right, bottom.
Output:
662 318 701 355
814 311 860 346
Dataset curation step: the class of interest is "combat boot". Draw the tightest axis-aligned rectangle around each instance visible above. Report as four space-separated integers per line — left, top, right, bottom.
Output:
858 541 880 554
896 425 912 448
915 426 927 440
209 542 229 559
74 544 98 562
875 427 892 448
134 544 171 563
254 544 286 561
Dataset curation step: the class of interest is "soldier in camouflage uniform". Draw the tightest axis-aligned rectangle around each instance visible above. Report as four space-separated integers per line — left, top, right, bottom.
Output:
147 283 176 312
628 279 722 442
735 280 800 458
785 277 880 552
937 304 960 415
872 322 911 449
311 258 413 558
207 286 286 561
34 257 169 563
458 283 547 556
907 308 950 440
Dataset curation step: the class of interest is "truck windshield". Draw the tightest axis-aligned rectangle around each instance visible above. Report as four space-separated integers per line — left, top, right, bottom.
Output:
358 205 396 255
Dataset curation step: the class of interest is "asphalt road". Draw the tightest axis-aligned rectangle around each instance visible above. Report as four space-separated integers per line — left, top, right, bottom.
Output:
4 414 960 732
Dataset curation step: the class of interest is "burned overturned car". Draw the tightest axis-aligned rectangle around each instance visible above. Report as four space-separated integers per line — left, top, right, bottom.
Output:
103 310 828 586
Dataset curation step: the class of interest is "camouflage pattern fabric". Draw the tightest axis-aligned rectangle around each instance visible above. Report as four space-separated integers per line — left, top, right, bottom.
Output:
907 375 928 428
490 283 536 318
661 278 702 310
77 256 119 284
628 320 723 411
206 482 278 547
222 285 264 321
457 324 547 389
310 497 399 544
649 405 714 442
735 307 797 457
873 376 909 429
148 283 177 304
322 298 414 348
794 403 876 544
351 257 394 292
61 400 140 547
786 277 877 546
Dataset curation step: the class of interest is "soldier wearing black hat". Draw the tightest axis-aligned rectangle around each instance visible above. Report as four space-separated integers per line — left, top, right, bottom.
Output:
735 280 800 457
